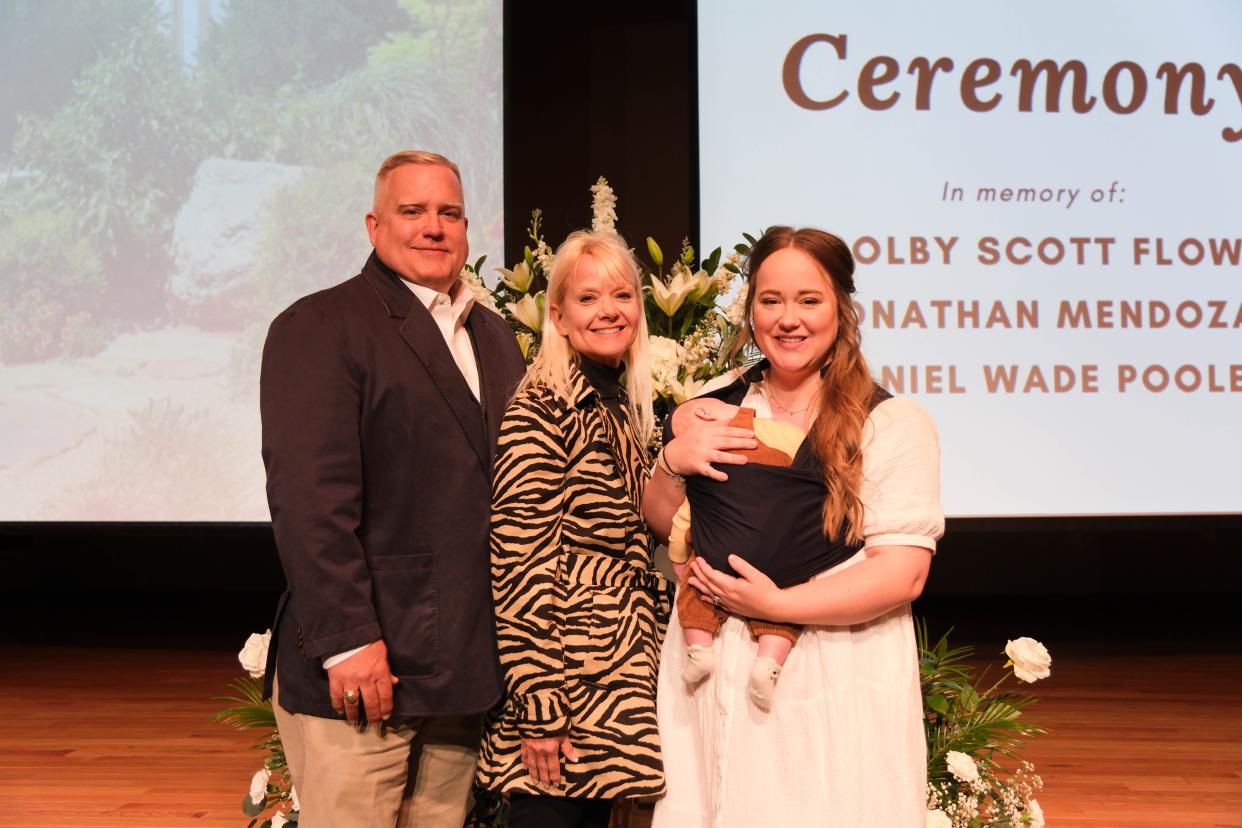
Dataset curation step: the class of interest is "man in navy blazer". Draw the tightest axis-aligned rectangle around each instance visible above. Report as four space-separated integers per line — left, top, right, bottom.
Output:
260 150 526 827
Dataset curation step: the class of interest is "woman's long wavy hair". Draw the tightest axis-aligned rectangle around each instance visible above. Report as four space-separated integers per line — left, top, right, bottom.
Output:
728 226 872 544
520 229 655 445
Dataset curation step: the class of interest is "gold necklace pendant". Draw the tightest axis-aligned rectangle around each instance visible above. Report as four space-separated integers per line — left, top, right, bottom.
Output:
764 383 814 416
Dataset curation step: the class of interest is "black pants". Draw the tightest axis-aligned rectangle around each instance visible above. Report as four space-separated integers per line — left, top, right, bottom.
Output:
507 793 613 828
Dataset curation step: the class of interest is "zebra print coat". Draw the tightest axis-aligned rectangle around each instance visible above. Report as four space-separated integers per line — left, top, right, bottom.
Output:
476 368 673 799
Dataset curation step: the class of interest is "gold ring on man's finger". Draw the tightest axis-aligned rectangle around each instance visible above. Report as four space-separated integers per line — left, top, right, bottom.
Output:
343 689 360 704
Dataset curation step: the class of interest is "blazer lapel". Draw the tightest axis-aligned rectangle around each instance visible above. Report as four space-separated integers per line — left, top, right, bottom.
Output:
399 303 488 471
469 309 513 462
362 251 489 471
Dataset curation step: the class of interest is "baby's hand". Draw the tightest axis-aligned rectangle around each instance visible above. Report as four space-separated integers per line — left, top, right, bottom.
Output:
671 397 739 435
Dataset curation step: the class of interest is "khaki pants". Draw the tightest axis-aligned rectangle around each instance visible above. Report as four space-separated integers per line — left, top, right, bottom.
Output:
273 679 481 828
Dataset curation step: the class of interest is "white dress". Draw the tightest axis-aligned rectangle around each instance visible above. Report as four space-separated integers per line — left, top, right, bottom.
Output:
652 385 945 828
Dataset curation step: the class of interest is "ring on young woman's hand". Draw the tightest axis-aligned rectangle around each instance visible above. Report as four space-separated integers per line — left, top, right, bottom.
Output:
712 594 723 608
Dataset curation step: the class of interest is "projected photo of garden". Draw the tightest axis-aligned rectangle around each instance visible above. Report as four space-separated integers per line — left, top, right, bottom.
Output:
0 0 503 520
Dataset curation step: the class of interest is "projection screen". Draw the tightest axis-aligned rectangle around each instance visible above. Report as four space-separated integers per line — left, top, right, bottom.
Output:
0 0 503 521
698 0 1242 517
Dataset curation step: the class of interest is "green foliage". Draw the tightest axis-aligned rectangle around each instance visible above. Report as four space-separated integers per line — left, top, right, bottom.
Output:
198 1 492 173
244 159 373 322
0 0 152 151
213 674 294 823
0 203 103 293
213 677 278 733
0 200 113 363
224 159 372 397
196 0 407 96
918 621 1046 793
10 6 208 325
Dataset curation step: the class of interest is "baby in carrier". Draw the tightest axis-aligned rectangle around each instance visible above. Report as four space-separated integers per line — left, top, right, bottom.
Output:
668 397 809 709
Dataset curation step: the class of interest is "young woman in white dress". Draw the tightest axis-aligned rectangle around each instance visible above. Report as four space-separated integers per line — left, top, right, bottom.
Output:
644 226 944 827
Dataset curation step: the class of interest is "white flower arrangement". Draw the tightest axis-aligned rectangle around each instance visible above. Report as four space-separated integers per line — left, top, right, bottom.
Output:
921 625 1050 827
482 179 756 424
215 631 298 825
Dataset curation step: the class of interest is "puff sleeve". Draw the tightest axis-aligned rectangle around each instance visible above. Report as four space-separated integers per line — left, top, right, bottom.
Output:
859 397 945 551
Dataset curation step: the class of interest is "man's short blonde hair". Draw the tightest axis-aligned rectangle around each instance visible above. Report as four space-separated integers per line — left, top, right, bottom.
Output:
373 150 463 209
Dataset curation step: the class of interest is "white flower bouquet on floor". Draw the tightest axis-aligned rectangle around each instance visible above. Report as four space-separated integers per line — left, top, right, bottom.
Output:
212 631 298 827
920 624 1050 827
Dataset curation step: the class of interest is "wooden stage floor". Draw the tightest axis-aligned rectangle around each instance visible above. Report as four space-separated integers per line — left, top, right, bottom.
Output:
1 643 1240 827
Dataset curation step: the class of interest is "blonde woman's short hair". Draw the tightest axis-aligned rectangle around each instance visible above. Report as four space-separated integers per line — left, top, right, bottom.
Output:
521 230 654 446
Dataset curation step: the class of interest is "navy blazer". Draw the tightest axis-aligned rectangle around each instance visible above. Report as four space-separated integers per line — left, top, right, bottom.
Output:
260 251 526 719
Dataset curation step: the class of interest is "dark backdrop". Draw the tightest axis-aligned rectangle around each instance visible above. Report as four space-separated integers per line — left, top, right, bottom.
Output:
2 0 1239 651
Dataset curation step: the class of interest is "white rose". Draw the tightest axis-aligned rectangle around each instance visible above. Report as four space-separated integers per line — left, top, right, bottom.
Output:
248 767 271 806
1005 637 1052 683
1026 798 1045 828
271 812 290 828
238 630 272 678
926 809 952 828
946 750 980 783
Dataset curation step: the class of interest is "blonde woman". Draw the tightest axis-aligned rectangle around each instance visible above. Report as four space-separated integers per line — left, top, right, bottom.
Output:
476 230 671 828
645 226 945 827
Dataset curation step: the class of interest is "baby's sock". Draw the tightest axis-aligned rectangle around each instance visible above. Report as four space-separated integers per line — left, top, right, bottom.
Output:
682 642 716 683
748 656 782 709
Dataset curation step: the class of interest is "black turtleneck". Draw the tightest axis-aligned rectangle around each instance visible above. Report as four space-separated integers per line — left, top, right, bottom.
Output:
578 356 626 421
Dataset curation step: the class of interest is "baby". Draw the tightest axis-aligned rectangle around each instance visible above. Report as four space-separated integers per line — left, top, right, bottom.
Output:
668 398 807 709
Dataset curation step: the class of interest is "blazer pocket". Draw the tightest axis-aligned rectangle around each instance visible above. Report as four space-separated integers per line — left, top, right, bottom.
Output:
368 554 439 678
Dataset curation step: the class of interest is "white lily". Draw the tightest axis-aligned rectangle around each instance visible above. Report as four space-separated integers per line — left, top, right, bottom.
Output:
516 331 535 360
508 291 545 333
670 376 706 404
648 271 696 317
685 268 713 304
496 261 534 293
